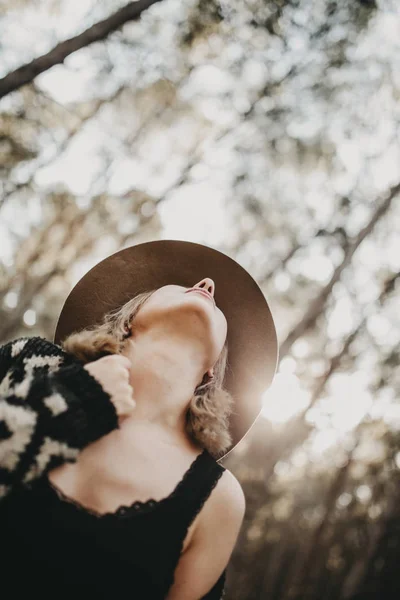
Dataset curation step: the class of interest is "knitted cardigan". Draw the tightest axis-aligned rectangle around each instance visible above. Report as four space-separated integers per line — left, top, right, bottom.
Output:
0 336 119 499
0 335 227 599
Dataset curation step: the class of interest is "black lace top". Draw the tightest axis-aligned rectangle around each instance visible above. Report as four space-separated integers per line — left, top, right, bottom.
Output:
0 447 227 599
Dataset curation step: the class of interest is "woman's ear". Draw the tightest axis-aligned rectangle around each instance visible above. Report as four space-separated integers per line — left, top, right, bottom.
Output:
206 368 214 382
197 369 214 389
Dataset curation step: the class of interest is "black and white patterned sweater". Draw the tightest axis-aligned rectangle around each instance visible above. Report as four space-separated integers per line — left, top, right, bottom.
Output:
0 335 119 500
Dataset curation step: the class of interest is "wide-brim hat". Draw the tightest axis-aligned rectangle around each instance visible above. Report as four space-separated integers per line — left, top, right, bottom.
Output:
54 240 279 461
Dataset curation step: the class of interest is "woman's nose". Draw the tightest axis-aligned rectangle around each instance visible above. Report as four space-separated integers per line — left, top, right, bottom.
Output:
194 278 215 298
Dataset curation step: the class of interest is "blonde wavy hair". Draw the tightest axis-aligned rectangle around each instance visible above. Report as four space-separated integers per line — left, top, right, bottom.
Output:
61 289 234 459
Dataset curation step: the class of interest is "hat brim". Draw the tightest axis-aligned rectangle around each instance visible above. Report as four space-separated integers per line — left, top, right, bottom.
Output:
54 240 279 461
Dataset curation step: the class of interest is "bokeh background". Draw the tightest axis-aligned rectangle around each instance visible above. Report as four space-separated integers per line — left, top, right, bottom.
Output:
1 1 400 598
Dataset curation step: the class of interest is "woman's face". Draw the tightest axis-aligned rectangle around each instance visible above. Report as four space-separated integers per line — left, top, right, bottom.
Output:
132 278 227 366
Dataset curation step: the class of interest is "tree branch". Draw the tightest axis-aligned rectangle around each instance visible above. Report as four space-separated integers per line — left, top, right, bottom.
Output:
0 0 163 100
279 182 400 358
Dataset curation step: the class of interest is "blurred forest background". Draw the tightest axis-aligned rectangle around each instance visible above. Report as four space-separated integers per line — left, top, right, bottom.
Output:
1 0 399 598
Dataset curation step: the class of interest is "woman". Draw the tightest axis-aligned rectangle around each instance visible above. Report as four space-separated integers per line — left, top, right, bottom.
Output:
0 240 278 599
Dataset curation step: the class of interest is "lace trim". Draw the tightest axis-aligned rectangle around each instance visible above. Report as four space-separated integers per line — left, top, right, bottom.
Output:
45 448 208 519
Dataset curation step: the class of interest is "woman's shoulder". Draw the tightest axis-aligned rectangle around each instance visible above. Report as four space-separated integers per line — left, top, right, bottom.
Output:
181 466 245 596
196 466 246 537
212 468 246 514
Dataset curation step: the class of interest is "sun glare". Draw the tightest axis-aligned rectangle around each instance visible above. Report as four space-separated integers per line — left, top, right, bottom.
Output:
261 371 310 424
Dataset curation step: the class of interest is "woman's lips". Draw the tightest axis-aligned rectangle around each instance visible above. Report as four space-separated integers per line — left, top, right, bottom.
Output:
186 289 215 305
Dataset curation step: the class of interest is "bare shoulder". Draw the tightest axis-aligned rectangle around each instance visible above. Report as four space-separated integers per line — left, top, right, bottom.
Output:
213 468 246 512
196 467 246 540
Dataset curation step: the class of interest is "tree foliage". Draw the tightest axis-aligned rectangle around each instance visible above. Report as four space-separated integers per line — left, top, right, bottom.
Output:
0 1 399 598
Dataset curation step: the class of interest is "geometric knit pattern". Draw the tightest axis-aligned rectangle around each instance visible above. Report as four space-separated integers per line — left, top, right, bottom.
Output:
0 336 119 500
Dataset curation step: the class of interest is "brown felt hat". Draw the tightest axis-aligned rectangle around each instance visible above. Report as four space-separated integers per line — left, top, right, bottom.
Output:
53 240 279 461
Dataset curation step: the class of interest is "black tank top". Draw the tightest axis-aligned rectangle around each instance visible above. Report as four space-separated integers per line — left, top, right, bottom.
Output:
0 448 226 599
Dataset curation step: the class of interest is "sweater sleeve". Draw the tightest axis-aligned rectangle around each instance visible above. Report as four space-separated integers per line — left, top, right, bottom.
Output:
0 336 119 500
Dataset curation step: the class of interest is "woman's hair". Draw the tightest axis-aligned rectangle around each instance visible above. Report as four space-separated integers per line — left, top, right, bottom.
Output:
61 289 234 459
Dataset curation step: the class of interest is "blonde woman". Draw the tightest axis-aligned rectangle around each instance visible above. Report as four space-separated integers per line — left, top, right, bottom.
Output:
0 240 278 599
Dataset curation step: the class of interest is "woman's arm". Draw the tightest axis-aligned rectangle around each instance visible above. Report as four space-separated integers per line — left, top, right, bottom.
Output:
0 336 119 499
200 569 227 600
166 470 246 600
